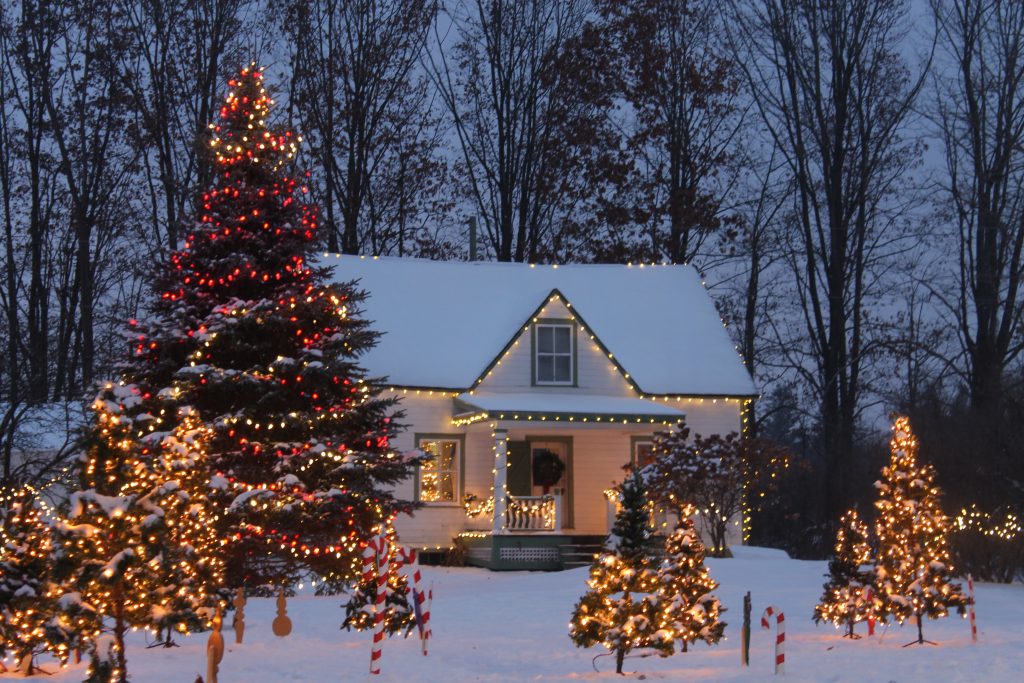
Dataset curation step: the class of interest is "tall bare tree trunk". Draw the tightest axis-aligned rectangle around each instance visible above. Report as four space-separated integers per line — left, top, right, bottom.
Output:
731 0 927 524
933 0 1024 414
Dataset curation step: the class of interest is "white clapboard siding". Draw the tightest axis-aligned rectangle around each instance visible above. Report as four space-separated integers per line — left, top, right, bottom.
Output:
478 299 635 397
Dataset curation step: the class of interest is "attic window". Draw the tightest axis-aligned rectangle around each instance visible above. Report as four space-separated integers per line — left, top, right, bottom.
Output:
534 322 575 385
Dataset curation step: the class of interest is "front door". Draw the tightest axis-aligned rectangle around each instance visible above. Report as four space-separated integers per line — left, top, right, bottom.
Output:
529 438 572 529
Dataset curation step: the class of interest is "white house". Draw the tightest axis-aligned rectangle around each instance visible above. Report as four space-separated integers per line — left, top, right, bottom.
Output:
325 255 757 569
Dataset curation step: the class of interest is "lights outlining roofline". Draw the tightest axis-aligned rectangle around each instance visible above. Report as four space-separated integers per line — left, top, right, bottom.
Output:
452 410 685 427
322 257 760 403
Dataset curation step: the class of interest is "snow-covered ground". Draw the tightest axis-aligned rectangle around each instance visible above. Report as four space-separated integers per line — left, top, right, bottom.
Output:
12 546 1023 682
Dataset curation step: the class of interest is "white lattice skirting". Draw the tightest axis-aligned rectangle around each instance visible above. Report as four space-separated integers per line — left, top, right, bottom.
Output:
498 546 560 563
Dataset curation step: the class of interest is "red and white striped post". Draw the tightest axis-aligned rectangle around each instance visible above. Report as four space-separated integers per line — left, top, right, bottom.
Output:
865 587 875 637
967 574 977 642
396 547 431 655
426 584 434 644
761 606 785 675
367 533 389 675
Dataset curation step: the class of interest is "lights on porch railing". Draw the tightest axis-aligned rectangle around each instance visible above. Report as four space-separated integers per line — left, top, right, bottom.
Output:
463 494 495 518
457 531 489 539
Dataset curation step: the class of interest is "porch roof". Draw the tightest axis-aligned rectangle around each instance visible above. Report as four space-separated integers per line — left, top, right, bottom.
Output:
453 391 686 426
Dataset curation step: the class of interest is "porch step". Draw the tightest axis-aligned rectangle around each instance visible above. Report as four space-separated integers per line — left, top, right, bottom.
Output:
558 545 603 569
558 536 667 570
558 536 605 569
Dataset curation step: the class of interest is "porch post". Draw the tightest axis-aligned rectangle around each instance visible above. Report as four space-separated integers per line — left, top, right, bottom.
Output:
492 428 508 535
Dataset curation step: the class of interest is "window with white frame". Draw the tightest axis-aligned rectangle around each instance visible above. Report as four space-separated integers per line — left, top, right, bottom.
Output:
633 438 656 469
534 322 574 385
418 438 459 502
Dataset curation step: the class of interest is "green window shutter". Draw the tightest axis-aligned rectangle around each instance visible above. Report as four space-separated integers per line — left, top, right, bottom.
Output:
506 440 532 496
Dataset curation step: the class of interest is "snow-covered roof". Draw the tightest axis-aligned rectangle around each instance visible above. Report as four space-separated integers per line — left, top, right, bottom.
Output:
455 392 687 422
322 255 757 397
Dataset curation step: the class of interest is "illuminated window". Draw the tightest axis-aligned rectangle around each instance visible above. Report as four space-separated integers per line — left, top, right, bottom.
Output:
633 438 655 469
534 323 574 385
418 438 459 502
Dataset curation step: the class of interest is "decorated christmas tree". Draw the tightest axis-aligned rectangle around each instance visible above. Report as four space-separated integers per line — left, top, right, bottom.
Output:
144 405 227 643
873 415 968 644
0 488 93 673
129 64 420 588
652 511 725 655
341 526 417 638
570 471 662 674
53 384 177 683
813 508 874 637
55 380 228 681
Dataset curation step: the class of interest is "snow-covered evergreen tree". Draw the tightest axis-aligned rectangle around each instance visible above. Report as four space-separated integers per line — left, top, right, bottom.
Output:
0 489 93 672
654 513 725 654
814 508 874 637
570 471 661 674
126 64 422 589
341 528 416 637
145 406 227 643
53 384 171 683
873 415 968 644
54 383 224 681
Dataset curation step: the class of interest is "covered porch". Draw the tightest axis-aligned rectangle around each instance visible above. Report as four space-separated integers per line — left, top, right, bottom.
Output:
452 391 685 569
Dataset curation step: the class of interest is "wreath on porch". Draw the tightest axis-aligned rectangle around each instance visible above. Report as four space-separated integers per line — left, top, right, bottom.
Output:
532 449 566 493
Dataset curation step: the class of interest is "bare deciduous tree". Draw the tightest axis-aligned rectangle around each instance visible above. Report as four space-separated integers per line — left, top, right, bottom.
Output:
429 0 607 262
932 0 1024 413
595 0 745 265
286 0 444 256
730 0 929 522
116 0 252 253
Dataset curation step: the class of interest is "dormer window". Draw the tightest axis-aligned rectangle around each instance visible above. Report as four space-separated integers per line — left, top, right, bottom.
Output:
533 321 575 385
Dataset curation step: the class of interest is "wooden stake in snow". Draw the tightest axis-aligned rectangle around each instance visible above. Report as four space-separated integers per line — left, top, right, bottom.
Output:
866 587 875 637
761 606 785 674
232 588 246 645
741 591 751 666
206 606 225 683
968 574 978 642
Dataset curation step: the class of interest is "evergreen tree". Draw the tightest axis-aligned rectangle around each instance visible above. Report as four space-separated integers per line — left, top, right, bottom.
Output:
570 471 662 674
341 528 416 638
130 64 420 588
145 406 227 643
814 508 874 637
55 384 224 682
0 488 93 673
873 415 968 644
653 512 725 654
54 384 173 683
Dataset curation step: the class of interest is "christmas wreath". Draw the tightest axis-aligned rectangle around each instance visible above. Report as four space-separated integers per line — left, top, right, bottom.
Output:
532 449 566 492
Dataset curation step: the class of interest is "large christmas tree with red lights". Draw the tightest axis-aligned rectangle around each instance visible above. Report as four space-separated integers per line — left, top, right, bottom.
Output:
131 65 419 588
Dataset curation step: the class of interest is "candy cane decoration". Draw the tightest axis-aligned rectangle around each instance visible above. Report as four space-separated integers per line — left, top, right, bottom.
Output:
865 586 875 637
761 606 785 674
426 584 434 643
366 533 390 675
365 535 434 674
967 574 977 642
395 547 431 655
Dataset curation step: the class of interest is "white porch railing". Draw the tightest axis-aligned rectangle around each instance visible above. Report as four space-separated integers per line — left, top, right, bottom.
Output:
505 494 561 532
